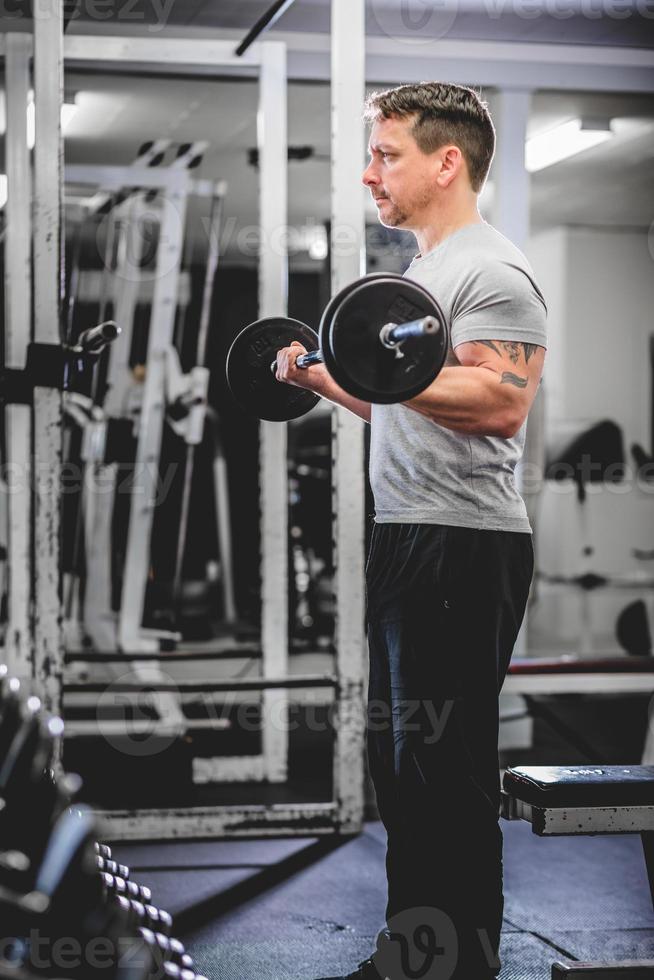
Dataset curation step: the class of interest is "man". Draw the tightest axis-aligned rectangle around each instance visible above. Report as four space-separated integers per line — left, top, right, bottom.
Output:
275 82 547 980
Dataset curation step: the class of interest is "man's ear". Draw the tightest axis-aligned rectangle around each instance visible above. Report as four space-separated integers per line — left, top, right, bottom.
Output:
435 145 463 189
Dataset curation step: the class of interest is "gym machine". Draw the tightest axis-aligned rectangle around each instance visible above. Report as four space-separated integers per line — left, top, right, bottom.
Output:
62 151 232 656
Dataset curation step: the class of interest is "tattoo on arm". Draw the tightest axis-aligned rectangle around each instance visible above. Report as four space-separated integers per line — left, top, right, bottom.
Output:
501 342 521 365
474 340 540 365
501 371 528 389
476 340 501 356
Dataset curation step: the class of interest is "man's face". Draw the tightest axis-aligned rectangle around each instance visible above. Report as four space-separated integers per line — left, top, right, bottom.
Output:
362 115 440 230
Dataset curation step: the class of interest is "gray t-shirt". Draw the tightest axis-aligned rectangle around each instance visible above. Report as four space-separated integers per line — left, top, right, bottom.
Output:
369 222 548 533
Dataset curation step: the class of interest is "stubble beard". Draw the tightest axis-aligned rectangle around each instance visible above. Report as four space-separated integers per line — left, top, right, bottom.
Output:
378 199 409 228
380 184 435 230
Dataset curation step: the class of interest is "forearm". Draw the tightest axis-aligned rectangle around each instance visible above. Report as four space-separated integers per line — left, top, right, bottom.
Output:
312 371 371 423
405 365 520 437
274 345 371 422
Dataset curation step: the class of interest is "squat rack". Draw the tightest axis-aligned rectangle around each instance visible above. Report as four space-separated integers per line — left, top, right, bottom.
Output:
0 0 367 839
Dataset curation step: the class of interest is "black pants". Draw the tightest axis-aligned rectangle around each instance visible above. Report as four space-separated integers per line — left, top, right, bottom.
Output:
366 523 534 979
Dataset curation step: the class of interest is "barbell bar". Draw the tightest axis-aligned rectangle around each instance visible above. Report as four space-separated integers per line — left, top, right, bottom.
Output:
226 273 449 422
271 314 440 373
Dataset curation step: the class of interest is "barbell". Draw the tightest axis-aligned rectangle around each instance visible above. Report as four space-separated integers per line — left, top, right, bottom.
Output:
226 274 449 422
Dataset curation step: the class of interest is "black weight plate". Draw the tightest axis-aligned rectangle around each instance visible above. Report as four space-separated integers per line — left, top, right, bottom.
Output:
226 317 321 422
318 272 394 342
321 275 449 404
316 272 403 401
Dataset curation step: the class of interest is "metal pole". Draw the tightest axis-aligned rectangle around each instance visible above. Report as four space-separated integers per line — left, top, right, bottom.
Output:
65 208 119 624
492 88 534 660
491 89 531 251
259 41 290 783
65 674 338 694
33 4 65 714
235 0 298 57
117 175 190 653
3 34 33 679
331 0 367 834
209 411 238 625
172 190 225 615
63 211 88 625
83 200 143 653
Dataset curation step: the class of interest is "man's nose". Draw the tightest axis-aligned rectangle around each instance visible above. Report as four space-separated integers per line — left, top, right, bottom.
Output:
362 162 379 187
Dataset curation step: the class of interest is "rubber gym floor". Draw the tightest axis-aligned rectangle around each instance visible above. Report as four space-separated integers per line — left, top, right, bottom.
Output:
114 818 653 979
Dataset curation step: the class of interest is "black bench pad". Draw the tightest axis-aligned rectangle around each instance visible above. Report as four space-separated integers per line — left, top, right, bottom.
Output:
503 766 654 808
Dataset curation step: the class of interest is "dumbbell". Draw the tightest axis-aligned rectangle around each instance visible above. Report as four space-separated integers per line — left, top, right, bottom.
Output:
2 805 155 980
101 870 152 904
0 675 29 762
140 926 195 972
114 894 173 936
161 964 209 980
97 854 131 879
0 698 71 889
226 273 449 421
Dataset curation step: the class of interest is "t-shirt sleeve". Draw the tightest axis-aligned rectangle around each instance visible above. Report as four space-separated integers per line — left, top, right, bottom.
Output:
450 259 548 350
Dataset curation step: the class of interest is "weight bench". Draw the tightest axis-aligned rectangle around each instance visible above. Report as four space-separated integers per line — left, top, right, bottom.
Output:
502 765 654 979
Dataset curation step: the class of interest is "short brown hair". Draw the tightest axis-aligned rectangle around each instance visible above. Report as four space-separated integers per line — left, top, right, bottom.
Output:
363 82 495 192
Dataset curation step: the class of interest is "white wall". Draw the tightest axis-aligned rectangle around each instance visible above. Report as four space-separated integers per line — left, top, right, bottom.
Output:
529 226 654 450
526 226 654 655
528 228 568 437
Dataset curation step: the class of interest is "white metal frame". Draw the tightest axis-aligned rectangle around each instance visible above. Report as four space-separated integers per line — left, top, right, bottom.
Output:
72 165 192 653
84 191 151 654
66 124 294 785
2 19 369 839
258 42 291 786
3 34 32 681
32 5 65 716
330 0 367 834
50 30 654 93
66 141 293 788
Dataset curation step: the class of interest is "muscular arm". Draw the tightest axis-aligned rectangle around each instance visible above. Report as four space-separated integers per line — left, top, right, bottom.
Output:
405 340 545 438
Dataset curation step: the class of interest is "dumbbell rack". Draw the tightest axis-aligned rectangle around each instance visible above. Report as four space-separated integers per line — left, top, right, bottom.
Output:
0 664 208 980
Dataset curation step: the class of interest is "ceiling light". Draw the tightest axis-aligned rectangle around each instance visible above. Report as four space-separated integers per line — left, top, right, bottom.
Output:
308 226 328 261
525 118 613 173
